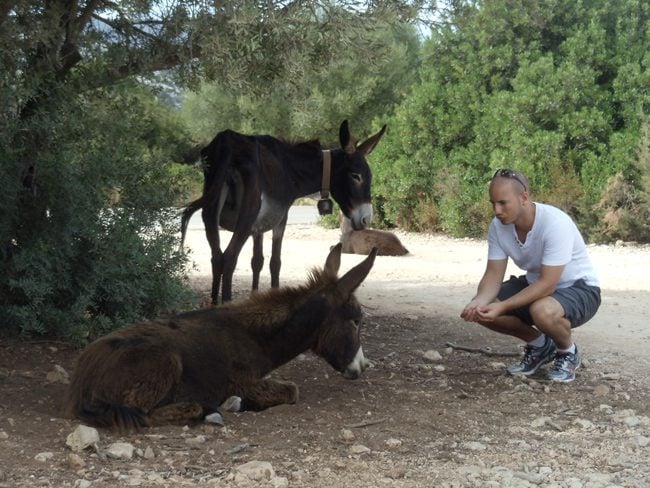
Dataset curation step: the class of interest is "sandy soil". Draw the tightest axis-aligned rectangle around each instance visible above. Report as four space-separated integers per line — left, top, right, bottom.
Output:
185 210 650 360
1 207 649 487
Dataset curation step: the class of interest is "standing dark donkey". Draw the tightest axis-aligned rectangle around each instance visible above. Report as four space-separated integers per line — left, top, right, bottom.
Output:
63 244 377 430
180 120 386 304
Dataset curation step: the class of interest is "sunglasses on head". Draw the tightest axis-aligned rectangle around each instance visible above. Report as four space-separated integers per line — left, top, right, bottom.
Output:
492 169 528 192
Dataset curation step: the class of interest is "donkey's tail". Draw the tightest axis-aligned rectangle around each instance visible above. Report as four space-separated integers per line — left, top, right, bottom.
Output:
180 196 204 250
75 400 149 431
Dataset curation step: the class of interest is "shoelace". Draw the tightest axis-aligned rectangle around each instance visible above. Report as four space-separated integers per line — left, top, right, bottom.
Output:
520 346 536 365
550 352 574 371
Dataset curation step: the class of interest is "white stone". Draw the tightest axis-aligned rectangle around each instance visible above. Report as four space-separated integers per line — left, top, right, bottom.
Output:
586 472 612 483
222 396 242 412
146 473 166 484
143 446 155 459
349 444 371 455
340 429 355 441
205 412 224 425
384 438 402 449
45 364 70 384
271 476 289 488
68 453 85 470
566 477 584 488
599 404 614 414
66 425 100 452
514 471 544 484
489 361 507 369
34 452 55 462
531 417 551 428
636 435 650 447
593 384 610 396
106 442 135 460
235 461 275 481
572 418 594 429
423 349 442 362
122 474 144 486
185 435 207 448
464 441 487 451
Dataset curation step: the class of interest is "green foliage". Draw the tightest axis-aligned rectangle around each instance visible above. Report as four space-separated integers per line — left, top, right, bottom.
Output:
0 1 433 341
180 22 421 144
0 84 195 340
594 121 650 242
169 163 204 204
373 0 650 241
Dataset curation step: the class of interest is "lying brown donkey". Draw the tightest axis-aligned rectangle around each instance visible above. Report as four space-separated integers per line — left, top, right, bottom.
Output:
63 243 377 430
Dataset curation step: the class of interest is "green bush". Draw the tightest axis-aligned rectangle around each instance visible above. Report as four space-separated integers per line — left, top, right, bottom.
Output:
0 84 195 341
170 163 204 205
372 0 650 242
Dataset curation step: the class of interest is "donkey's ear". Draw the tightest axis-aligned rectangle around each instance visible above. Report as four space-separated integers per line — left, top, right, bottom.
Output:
339 120 357 155
357 125 387 157
336 247 378 296
325 242 342 275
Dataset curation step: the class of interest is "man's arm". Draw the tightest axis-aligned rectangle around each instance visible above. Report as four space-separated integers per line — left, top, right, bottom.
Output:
461 259 507 322
476 264 564 322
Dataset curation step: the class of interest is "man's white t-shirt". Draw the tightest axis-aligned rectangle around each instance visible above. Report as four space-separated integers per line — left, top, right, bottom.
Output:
487 202 600 288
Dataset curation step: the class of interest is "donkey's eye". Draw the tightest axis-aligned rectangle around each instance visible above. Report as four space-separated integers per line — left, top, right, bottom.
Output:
350 173 362 183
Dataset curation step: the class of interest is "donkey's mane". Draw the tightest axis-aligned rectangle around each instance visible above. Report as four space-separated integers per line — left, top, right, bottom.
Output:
221 267 338 329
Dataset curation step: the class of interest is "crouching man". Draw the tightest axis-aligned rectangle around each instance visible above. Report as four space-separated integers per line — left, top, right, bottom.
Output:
461 169 601 383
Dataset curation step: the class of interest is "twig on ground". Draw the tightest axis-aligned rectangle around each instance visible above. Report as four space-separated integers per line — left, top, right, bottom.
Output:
225 443 257 455
344 418 386 428
445 342 520 357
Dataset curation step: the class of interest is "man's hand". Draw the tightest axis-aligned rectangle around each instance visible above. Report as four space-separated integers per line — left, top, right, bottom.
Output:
476 302 507 322
461 299 484 322
461 259 507 323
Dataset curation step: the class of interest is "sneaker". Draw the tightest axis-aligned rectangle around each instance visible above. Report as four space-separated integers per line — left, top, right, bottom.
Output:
506 336 556 376
546 346 581 383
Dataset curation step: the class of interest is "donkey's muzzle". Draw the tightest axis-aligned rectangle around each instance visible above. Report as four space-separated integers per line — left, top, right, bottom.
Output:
348 203 373 230
343 348 370 380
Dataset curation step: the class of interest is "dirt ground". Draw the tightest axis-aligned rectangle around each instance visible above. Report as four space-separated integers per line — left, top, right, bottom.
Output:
1 208 649 487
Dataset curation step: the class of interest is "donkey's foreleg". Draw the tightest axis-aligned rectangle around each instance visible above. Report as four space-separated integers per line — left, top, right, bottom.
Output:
221 231 251 302
221 180 261 302
234 379 299 412
251 232 264 291
269 212 288 288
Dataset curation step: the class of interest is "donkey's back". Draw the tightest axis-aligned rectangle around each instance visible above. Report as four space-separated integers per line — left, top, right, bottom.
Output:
63 310 242 429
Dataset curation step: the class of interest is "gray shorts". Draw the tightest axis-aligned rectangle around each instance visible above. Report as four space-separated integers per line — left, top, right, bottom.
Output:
498 275 601 328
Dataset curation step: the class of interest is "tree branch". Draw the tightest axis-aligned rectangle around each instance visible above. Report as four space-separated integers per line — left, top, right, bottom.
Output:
91 12 163 42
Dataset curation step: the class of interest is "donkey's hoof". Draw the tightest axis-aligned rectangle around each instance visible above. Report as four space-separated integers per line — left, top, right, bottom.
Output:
204 412 224 425
221 396 242 412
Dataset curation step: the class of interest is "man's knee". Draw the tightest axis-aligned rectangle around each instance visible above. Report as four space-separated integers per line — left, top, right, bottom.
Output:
530 297 564 325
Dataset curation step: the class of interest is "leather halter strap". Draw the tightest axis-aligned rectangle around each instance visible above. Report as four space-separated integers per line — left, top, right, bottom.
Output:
321 150 331 199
